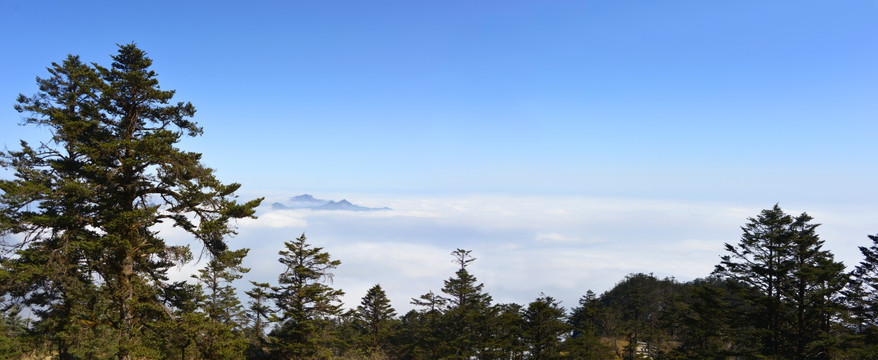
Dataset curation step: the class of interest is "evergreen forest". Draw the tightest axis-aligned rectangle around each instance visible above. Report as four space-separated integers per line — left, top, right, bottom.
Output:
2 45 878 360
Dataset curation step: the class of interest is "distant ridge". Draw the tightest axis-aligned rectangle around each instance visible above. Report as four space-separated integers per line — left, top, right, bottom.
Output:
271 194 391 211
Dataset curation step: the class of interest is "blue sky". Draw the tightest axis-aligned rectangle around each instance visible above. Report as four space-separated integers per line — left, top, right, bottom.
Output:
2 1 878 309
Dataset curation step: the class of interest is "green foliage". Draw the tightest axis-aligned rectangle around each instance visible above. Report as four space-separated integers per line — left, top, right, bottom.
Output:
566 290 614 359
715 205 848 359
270 233 344 359
244 281 273 358
715 204 793 356
847 234 878 329
440 249 494 359
600 273 683 359
190 248 251 359
484 303 526 359
400 292 448 359
669 277 736 359
354 284 397 355
844 234 878 356
522 294 568 360
0 306 29 359
5 45 878 359
0 44 261 359
196 248 250 327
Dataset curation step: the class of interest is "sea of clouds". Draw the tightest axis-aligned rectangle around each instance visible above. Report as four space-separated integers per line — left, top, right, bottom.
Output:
164 194 878 313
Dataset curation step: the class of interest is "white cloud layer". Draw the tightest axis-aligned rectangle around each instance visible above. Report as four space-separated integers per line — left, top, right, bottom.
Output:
166 194 878 313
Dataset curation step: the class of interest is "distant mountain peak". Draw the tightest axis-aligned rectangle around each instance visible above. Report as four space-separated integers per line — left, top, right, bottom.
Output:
290 194 318 202
271 194 390 212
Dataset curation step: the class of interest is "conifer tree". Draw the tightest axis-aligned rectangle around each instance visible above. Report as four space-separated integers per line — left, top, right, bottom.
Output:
522 294 568 360
567 290 613 359
246 281 273 338
355 284 397 355
671 277 734 359
847 235 878 327
0 54 106 358
714 204 794 356
782 213 846 358
440 249 493 359
191 248 251 359
404 291 448 359
599 273 680 359
0 44 262 359
244 281 274 359
196 248 250 327
715 205 847 358
844 234 878 354
271 233 344 359
485 303 526 359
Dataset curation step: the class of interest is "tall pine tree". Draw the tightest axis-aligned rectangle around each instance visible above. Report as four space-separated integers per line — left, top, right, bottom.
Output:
354 284 397 356
715 205 846 359
715 204 794 356
522 294 568 360
0 44 261 359
440 249 493 359
270 233 344 359
844 234 878 355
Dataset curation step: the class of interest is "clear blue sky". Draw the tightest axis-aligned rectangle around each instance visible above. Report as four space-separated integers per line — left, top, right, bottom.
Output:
2 1 878 307
3 1 876 202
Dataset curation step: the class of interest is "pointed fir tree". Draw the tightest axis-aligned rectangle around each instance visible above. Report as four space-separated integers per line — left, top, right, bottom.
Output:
355 284 397 356
246 281 273 339
190 248 251 359
244 281 274 359
714 204 794 356
566 290 614 359
196 248 250 327
0 44 262 359
715 205 847 358
843 234 878 355
781 213 847 358
270 233 344 359
440 249 493 359
522 294 569 360
0 54 106 358
670 277 735 359
485 303 526 359
405 290 448 358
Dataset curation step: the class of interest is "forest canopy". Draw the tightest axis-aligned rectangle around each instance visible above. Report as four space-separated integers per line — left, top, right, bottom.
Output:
1 45 877 360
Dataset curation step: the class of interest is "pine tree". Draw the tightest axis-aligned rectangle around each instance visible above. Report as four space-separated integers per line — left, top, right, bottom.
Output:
440 249 493 359
522 294 568 360
485 303 526 360
671 277 734 359
355 284 397 356
271 233 344 359
196 248 250 327
715 205 847 359
244 281 274 359
714 204 794 356
0 44 262 359
0 304 29 359
567 290 613 359
0 54 105 358
191 248 250 359
246 281 273 336
781 213 846 358
404 291 448 359
599 273 681 359
155 280 203 360
844 234 878 355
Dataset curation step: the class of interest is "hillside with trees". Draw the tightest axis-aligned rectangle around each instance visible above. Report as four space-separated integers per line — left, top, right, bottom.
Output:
2 45 878 359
